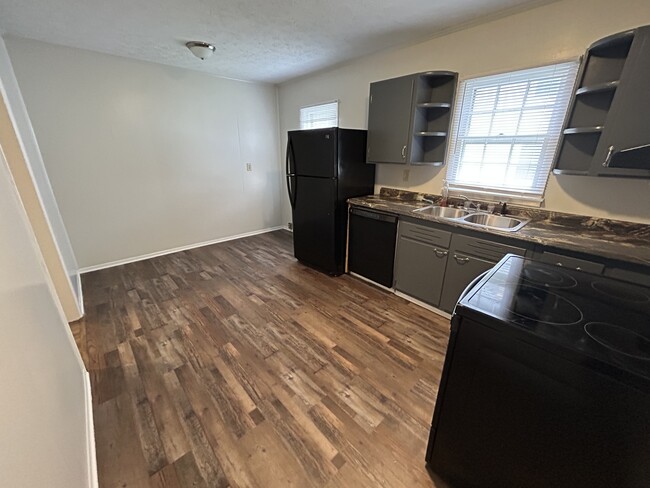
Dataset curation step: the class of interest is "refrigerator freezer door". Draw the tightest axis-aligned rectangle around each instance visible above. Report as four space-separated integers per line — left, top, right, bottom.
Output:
292 176 338 273
288 128 337 178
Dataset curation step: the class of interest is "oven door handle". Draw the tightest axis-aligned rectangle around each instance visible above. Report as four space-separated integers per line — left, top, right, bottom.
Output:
453 269 491 313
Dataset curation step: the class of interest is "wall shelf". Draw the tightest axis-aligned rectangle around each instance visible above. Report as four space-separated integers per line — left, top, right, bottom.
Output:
417 102 451 108
575 80 619 95
563 126 604 134
553 25 650 177
410 72 458 165
412 161 444 166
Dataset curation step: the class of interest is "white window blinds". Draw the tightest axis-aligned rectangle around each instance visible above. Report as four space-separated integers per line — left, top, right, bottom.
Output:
446 61 579 203
299 101 339 130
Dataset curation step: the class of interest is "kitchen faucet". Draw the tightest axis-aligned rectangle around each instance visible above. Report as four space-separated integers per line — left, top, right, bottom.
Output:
456 194 480 210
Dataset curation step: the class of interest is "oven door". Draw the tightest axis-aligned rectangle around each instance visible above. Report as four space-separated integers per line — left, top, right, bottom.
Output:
426 316 650 488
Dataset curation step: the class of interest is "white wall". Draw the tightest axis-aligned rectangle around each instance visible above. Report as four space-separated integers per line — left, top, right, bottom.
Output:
0 37 82 320
0 148 92 486
278 0 650 225
5 37 284 269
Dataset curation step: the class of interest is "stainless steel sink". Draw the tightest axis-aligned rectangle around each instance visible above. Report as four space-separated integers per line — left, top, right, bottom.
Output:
460 213 529 231
412 205 529 232
413 206 470 219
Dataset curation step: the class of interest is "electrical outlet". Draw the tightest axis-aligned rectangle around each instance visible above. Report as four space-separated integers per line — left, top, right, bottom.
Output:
245 162 252 172
403 169 410 182
287 222 293 230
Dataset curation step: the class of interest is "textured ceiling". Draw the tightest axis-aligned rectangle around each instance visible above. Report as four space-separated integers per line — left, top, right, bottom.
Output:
0 0 551 83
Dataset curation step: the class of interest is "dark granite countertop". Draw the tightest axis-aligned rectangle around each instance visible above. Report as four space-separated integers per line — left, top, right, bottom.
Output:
348 188 650 267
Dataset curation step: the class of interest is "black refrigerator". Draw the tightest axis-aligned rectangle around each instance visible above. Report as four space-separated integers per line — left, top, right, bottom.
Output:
286 127 375 276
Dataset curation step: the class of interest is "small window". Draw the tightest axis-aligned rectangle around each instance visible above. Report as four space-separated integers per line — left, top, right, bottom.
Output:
446 61 579 203
299 101 339 130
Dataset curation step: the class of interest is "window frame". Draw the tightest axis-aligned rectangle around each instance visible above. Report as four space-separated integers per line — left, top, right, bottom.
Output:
445 60 580 204
299 100 339 130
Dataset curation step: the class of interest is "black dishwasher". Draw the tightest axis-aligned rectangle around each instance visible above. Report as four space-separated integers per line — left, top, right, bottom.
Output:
348 208 397 287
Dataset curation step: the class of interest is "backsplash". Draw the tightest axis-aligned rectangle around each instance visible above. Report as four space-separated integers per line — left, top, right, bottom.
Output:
377 187 650 246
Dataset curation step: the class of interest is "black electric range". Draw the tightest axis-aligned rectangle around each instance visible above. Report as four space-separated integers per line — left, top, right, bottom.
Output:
426 255 650 488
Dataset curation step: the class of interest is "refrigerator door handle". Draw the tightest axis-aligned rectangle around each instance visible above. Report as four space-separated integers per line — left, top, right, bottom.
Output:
286 139 290 175
286 139 297 209
286 138 296 175
287 175 297 209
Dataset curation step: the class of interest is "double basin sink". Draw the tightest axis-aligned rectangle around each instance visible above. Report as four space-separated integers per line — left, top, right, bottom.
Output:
413 205 529 232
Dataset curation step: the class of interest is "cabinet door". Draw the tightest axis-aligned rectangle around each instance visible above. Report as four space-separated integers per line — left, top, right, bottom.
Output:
439 253 495 313
595 26 650 177
538 251 605 274
394 236 448 306
366 75 414 164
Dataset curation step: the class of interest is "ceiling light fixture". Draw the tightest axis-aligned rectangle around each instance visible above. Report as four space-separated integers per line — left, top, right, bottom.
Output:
186 41 216 60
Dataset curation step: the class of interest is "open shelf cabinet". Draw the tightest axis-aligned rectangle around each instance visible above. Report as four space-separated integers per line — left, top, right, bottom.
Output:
553 25 650 177
410 71 458 165
366 70 458 165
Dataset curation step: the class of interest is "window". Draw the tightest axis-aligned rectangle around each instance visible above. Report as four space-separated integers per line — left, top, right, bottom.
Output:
299 101 339 130
446 61 579 203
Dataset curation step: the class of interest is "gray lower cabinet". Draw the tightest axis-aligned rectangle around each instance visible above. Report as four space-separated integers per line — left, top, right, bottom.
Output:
537 250 605 274
393 220 526 312
439 234 526 312
604 267 650 287
394 221 451 306
439 253 495 313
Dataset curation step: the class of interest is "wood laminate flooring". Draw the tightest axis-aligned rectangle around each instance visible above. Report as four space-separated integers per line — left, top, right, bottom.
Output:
72 230 451 488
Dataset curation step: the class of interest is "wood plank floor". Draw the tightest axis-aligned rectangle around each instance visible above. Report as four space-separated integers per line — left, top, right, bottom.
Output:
72 230 451 488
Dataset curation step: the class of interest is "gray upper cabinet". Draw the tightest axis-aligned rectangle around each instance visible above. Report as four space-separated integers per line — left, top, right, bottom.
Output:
366 71 458 165
366 74 415 164
554 25 650 178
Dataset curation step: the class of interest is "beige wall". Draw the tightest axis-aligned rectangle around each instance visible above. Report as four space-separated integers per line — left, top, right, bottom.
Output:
0 37 82 321
5 38 284 269
278 0 650 225
0 148 92 486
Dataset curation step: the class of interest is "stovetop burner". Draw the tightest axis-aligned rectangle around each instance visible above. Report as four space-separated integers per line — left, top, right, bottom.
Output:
521 263 578 289
463 255 650 378
591 280 650 304
585 322 650 361
505 284 583 326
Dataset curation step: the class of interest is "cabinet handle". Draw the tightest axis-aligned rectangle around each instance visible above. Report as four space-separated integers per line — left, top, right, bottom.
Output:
401 145 407 160
434 249 448 258
453 254 470 264
602 145 615 167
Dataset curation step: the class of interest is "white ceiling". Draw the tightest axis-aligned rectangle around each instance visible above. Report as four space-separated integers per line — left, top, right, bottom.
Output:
0 0 551 83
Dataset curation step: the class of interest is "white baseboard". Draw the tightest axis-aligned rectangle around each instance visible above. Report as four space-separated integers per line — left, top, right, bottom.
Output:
83 371 98 488
349 272 395 293
348 273 452 320
75 272 85 318
79 226 286 274
394 290 452 320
